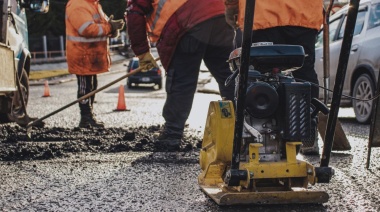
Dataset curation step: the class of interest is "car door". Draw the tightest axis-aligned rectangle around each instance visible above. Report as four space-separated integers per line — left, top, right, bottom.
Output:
358 2 380 83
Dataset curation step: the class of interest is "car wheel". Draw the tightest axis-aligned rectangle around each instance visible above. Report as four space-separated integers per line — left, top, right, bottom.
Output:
0 69 29 123
352 74 375 124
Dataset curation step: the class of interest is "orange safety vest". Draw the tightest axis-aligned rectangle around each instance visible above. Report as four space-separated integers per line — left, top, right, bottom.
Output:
65 0 112 75
147 0 188 42
238 0 323 31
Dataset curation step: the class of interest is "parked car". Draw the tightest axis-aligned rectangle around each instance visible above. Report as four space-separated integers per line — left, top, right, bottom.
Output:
126 57 162 89
315 0 380 124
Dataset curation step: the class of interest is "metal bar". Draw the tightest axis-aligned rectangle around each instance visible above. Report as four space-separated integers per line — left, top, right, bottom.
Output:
231 0 255 170
323 0 335 104
366 64 380 168
320 0 360 167
109 43 125 48
366 141 372 169
1 0 9 43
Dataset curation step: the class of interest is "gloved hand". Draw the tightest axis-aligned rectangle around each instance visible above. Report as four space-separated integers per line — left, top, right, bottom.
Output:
108 15 125 33
137 52 158 72
225 1 239 29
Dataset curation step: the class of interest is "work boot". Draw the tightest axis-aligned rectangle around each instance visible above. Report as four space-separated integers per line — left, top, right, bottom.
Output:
154 131 182 151
78 113 105 128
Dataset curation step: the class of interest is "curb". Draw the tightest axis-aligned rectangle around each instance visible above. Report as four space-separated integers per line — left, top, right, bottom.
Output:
29 68 127 86
29 75 76 86
29 58 128 86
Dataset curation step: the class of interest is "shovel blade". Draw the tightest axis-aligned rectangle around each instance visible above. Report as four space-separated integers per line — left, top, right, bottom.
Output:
318 113 351 151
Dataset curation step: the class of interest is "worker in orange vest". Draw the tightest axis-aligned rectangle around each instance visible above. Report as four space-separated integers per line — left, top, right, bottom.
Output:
225 0 323 155
65 0 124 128
125 0 235 151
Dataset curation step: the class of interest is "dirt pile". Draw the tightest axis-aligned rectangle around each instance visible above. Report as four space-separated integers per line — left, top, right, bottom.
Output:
0 124 202 161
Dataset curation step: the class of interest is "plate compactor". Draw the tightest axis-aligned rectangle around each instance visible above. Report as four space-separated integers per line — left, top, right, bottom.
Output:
198 0 334 205
198 44 333 205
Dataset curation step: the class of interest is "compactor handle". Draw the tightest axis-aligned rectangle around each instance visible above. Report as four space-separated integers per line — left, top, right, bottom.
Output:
225 69 239 87
311 98 329 118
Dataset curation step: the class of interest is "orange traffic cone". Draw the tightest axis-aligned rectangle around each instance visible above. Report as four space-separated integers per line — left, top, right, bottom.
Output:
42 80 51 97
114 85 130 111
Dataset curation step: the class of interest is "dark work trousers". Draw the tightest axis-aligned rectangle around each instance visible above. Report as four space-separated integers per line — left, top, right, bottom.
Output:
163 16 235 137
76 75 98 116
249 26 320 99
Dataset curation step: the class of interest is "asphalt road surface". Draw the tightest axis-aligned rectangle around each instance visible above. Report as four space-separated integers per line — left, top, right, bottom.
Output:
1 59 380 211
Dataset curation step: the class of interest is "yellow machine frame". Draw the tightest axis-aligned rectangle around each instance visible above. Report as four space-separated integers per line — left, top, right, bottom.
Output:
198 100 329 205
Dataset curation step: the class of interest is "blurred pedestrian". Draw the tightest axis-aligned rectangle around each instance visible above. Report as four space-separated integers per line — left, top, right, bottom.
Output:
125 0 235 150
65 0 124 128
225 0 323 154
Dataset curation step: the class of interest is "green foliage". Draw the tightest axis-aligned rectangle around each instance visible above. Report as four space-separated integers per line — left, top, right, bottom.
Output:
26 0 126 37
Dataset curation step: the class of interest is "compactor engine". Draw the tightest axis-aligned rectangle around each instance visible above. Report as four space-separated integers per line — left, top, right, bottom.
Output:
233 51 317 162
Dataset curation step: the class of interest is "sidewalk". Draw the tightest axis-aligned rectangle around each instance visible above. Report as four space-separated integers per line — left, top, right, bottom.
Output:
29 53 128 86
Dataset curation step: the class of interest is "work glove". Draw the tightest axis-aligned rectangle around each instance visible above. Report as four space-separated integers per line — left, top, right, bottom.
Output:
137 52 158 72
225 1 239 29
108 15 125 37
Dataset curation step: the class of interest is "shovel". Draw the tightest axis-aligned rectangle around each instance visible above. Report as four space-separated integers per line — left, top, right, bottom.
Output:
25 59 158 139
319 0 351 151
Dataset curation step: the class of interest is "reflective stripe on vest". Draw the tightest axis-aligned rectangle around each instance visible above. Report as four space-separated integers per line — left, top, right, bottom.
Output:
78 21 93 35
67 35 108 43
70 13 104 36
147 0 187 42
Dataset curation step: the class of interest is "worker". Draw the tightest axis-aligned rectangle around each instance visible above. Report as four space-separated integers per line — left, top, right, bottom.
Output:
125 0 235 151
225 0 323 155
65 0 124 128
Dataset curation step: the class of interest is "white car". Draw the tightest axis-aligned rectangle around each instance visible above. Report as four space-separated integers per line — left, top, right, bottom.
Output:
315 0 380 123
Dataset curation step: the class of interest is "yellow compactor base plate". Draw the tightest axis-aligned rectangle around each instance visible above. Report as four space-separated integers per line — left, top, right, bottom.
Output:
200 186 329 205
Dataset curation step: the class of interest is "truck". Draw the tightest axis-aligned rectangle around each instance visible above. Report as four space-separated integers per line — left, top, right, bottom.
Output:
0 0 49 125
